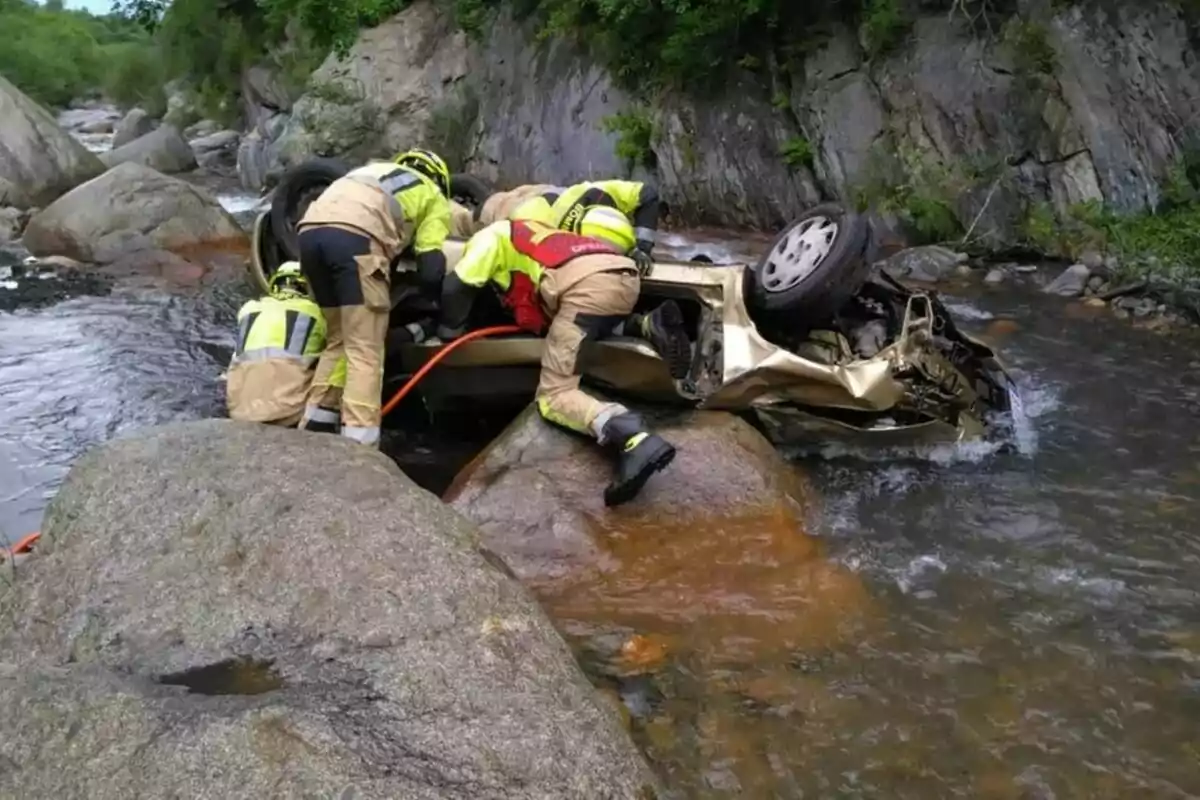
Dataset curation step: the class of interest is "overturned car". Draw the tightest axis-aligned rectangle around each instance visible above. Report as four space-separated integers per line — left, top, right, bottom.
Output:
250 161 1020 448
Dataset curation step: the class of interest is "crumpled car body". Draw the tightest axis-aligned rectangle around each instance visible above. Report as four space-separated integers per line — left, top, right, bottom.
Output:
251 211 1018 448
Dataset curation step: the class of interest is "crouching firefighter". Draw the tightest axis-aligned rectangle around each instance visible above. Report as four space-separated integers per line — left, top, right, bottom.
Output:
550 179 663 274
296 148 453 446
434 212 691 506
226 262 326 426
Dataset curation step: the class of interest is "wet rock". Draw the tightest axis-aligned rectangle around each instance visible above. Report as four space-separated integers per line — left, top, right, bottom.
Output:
1080 249 1105 271
1043 263 1091 296
0 261 112 312
241 64 293 129
236 112 290 191
22 162 247 264
875 245 968 283
0 420 660 799
984 267 1006 285
190 130 241 173
0 74 105 209
1086 275 1106 294
1083 297 1107 308
183 118 221 140
447 407 871 664
1132 297 1158 318
0 207 25 244
101 125 197 174
78 119 113 135
112 107 157 149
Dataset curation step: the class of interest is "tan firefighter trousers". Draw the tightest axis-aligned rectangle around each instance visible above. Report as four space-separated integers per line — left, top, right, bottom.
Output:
297 223 391 446
535 254 640 439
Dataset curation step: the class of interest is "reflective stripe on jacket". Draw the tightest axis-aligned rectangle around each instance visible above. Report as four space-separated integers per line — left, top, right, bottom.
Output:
234 292 327 366
298 162 451 259
550 179 659 244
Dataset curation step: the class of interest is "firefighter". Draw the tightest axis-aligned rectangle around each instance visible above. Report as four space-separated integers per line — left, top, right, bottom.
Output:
295 148 452 446
435 208 690 506
226 261 326 426
549 179 662 273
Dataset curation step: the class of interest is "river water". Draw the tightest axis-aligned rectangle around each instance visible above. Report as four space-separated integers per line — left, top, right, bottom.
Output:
3 112 1199 796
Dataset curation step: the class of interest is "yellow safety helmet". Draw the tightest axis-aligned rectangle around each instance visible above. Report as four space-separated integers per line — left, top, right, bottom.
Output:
270 261 308 295
395 148 451 198
575 205 636 253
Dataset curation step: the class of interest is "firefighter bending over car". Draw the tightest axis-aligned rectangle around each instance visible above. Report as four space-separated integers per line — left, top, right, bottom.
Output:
295 148 453 446
226 261 327 426
549 179 662 273
435 206 690 506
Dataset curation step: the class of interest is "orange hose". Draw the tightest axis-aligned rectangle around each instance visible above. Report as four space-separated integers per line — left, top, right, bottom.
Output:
2 531 40 563
382 325 523 417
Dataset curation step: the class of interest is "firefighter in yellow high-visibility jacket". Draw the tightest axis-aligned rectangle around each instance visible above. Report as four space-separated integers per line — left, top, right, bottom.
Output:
226 261 328 426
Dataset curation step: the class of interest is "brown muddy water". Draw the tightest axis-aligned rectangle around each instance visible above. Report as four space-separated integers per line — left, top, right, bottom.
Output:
4 115 1199 797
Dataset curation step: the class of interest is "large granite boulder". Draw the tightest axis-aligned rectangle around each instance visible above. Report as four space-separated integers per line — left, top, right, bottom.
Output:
447 407 871 665
111 107 157 149
0 420 660 799
100 124 198 174
0 75 105 209
21 162 246 264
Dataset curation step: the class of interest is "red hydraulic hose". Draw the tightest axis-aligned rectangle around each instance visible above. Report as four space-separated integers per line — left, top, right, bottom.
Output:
381 325 523 417
1 531 40 564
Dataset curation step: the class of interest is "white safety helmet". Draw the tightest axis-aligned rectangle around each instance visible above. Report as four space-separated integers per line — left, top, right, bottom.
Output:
575 206 636 253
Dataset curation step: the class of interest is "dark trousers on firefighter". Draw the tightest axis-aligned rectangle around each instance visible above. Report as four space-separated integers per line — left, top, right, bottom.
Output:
297 223 390 445
535 254 640 439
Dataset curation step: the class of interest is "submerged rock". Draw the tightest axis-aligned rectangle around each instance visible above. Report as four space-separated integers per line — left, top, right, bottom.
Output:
0 420 660 799
0 260 112 312
0 75 105 209
112 107 157 149
101 125 197 174
875 245 969 283
447 407 872 666
22 163 246 264
1043 263 1091 297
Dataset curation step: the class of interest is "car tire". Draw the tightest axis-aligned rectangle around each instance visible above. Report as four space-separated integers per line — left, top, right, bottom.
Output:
270 157 351 260
450 174 492 220
249 210 284 295
746 203 871 325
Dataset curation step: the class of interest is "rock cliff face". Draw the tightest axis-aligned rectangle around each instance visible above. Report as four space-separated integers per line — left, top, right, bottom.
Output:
240 1 1200 248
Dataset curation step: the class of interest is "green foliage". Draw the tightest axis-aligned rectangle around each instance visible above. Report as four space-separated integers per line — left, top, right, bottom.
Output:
1072 201 1200 281
449 0 502 37
780 136 814 170
860 0 910 59
0 0 149 108
260 0 410 59
856 144 966 244
1003 17 1057 75
1023 195 1200 283
102 41 167 117
601 108 657 173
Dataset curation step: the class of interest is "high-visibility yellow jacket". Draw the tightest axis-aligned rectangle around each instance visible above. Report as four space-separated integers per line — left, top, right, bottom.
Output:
225 290 326 425
549 179 660 249
298 161 451 263
439 219 629 336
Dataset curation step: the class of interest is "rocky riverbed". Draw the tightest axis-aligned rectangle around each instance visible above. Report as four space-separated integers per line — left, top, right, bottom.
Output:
4 55 1200 797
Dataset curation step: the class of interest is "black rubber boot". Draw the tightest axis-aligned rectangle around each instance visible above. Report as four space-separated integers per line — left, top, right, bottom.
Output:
600 411 677 507
627 300 691 379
